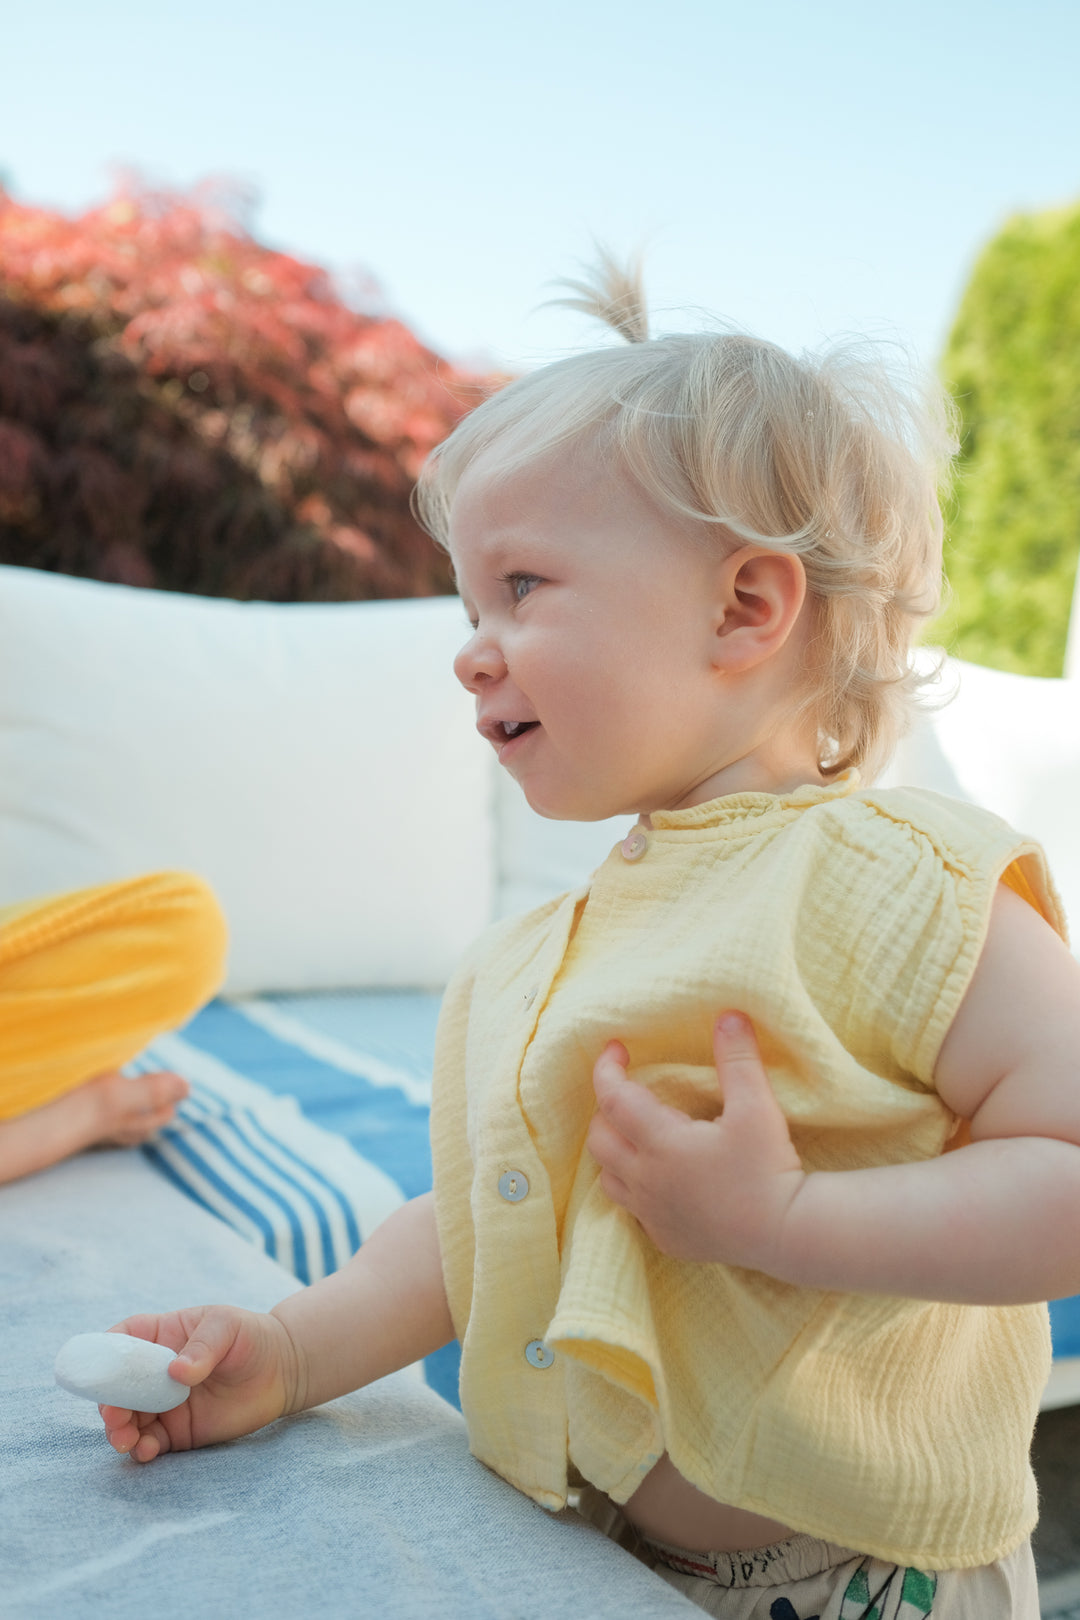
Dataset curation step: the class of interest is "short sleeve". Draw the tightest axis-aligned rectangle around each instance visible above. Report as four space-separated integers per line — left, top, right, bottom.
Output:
793 788 1065 1090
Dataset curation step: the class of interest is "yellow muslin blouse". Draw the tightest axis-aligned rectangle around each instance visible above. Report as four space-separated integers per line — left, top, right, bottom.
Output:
431 774 1067 1569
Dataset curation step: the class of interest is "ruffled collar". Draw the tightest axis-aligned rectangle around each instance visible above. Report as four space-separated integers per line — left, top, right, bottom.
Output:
646 767 861 832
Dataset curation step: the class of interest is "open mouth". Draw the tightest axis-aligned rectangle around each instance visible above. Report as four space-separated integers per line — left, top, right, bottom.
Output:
501 720 540 739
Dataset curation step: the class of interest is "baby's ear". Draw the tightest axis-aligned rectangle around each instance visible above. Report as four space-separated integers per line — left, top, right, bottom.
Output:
711 547 807 672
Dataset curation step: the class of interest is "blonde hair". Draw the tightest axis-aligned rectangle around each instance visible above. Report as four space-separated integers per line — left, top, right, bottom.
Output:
415 257 958 778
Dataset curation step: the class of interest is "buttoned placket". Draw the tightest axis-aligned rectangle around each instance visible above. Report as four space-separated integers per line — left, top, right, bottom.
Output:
459 888 591 1505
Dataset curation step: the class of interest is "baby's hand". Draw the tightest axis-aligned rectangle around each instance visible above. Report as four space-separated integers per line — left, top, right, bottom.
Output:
586 1013 806 1271
100 1305 301 1463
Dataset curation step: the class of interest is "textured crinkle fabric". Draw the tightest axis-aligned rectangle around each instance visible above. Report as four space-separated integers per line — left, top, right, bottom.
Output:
431 776 1064 1569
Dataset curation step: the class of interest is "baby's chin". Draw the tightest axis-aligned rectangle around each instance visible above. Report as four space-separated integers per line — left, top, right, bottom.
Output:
516 785 638 823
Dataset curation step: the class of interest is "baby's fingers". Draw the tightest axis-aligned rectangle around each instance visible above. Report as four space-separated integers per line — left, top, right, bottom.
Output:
100 1406 169 1462
712 1015 790 1131
592 1039 629 1094
592 1048 682 1150
112 1306 240 1384
100 1403 137 1454
711 1012 770 1103
586 1108 633 1172
165 1313 230 1383
108 1311 190 1355
128 1418 172 1464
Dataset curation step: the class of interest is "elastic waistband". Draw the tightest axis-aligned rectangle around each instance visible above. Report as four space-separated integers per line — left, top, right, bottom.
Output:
647 1532 861 1588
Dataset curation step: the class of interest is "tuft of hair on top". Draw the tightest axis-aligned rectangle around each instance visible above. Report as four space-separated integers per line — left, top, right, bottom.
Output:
547 247 650 344
414 256 959 783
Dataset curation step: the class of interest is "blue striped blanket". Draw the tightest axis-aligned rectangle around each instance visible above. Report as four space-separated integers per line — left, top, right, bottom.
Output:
131 989 460 1401
134 990 1080 1405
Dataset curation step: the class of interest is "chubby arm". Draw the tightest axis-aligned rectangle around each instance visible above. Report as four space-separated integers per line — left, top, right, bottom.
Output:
588 885 1080 1305
104 1192 454 1461
271 1189 454 1409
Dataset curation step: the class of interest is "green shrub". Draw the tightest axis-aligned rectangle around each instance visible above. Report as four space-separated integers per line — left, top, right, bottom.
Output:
933 200 1080 676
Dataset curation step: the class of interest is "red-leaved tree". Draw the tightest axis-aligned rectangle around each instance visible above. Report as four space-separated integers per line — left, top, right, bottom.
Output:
0 180 493 599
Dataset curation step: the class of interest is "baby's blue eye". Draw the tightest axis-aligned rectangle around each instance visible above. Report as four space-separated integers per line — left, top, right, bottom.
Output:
508 573 539 603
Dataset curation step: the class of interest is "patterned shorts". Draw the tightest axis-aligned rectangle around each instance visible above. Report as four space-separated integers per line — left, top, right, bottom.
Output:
574 1487 1040 1619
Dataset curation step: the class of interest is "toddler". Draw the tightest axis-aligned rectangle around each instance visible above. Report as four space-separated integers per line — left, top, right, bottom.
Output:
98 264 1080 1619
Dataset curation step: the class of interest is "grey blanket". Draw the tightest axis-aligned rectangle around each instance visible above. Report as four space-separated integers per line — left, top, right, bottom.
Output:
0 1150 693 1619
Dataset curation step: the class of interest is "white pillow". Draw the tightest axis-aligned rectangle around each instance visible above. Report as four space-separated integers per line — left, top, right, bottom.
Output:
0 567 494 993
494 770 631 919
879 654 1080 947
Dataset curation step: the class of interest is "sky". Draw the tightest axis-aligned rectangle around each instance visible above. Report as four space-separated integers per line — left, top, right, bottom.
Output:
2 0 1079 376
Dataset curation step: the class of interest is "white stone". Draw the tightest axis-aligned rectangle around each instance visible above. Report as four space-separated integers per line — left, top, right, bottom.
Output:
55 1332 190 1412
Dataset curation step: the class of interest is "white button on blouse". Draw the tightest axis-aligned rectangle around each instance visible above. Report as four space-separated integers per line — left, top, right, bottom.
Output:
620 829 648 862
498 1170 530 1204
524 1339 555 1369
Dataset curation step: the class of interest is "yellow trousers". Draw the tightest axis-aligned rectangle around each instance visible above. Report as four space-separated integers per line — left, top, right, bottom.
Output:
0 872 228 1121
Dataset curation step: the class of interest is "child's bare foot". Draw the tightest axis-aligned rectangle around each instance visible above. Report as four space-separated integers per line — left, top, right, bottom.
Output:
0 1070 189 1185
85 1070 190 1147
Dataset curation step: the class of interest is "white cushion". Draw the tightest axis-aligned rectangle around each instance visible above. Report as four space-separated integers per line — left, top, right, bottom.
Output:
494 771 631 918
0 567 493 993
879 654 1080 947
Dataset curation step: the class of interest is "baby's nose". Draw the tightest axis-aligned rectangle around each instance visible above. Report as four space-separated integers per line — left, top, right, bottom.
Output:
454 631 506 691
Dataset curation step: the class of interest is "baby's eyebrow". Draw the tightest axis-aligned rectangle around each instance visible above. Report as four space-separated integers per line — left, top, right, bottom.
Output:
474 536 518 567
